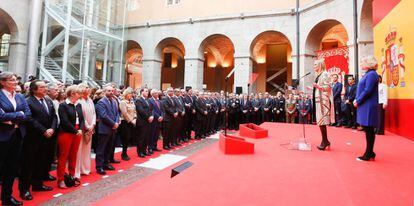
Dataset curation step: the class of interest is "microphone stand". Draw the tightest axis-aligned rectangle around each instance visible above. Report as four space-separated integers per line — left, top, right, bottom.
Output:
281 72 312 151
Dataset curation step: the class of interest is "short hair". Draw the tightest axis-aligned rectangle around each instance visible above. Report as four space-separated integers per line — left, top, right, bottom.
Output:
47 83 58 90
29 80 45 96
360 55 378 70
332 74 338 78
66 85 80 97
0 72 17 89
150 89 158 95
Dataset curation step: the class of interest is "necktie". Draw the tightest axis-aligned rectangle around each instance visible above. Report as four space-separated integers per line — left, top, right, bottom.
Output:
40 98 49 114
156 99 160 109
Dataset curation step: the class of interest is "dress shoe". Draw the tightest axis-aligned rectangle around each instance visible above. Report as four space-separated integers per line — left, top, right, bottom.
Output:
176 143 182 147
148 149 153 155
138 153 146 158
110 159 121 164
121 154 130 161
32 185 53 191
153 148 161 152
2 196 23 205
344 125 352 128
335 123 342 127
97 168 106 175
163 146 170 150
20 191 33 200
104 165 115 170
44 174 57 181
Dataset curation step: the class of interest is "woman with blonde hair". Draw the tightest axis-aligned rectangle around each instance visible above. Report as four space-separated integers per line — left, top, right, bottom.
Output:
75 84 96 178
57 85 84 188
311 59 335 150
354 55 379 161
119 87 137 160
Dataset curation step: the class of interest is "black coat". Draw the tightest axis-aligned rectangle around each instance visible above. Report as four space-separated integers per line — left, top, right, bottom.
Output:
162 96 177 122
135 97 153 126
26 96 58 138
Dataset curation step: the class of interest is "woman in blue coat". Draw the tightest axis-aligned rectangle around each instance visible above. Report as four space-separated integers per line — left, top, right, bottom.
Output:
353 56 379 161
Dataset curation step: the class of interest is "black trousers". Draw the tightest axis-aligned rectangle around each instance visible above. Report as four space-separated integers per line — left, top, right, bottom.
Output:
182 112 191 139
346 104 357 127
95 131 115 169
120 121 135 154
334 101 342 125
19 135 52 192
262 111 272 122
162 120 174 146
137 123 150 154
150 121 160 149
0 130 23 201
174 116 183 143
363 126 376 156
377 104 385 135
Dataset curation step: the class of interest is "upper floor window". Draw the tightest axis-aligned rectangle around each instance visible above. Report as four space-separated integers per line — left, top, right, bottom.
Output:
166 0 180 6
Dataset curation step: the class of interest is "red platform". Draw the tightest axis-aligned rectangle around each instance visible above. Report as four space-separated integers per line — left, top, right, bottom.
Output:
219 133 254 155
239 123 268 139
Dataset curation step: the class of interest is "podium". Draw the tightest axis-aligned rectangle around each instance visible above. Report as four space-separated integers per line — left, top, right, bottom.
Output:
219 133 254 155
239 123 268 139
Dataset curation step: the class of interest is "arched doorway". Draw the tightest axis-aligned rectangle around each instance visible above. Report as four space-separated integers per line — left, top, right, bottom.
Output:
199 34 234 92
250 31 292 94
125 40 143 89
155 37 185 89
305 20 349 86
0 9 18 72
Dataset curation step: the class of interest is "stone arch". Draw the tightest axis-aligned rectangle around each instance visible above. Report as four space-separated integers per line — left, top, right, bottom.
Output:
154 37 186 89
0 8 18 72
125 40 144 88
198 34 235 92
250 30 293 93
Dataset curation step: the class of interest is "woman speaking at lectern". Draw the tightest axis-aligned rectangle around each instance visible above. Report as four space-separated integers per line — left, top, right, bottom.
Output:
311 59 335 150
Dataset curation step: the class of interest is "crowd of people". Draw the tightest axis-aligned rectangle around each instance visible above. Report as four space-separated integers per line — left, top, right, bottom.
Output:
0 54 386 205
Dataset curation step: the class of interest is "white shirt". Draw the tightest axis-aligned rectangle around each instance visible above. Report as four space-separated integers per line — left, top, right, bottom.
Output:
2 89 17 110
66 99 80 124
79 97 96 130
378 83 388 105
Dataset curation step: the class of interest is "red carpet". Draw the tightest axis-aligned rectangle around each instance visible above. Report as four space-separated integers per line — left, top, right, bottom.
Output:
7 139 200 206
92 123 414 206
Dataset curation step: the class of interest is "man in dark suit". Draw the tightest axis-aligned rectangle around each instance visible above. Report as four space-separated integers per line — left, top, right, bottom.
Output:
344 76 357 129
148 89 163 152
95 84 120 175
332 74 343 126
261 92 273 122
0 72 31 206
19 80 56 201
162 88 177 149
172 89 185 144
182 89 195 141
273 92 285 122
194 92 208 139
240 94 252 124
135 88 154 157
251 94 262 125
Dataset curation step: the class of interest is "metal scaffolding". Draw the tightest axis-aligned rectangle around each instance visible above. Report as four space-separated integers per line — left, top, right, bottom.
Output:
38 0 127 87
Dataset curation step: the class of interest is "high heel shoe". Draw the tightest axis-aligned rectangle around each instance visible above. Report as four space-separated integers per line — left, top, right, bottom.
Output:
317 141 331 150
58 181 67 189
356 152 376 161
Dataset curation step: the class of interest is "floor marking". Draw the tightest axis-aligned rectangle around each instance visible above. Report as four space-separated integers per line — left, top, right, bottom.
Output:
82 183 90 187
53 193 63 198
346 142 352 146
102 175 109 179
118 170 124 173
138 154 187 170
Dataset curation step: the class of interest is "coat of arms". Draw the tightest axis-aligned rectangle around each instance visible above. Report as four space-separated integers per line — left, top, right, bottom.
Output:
381 28 406 88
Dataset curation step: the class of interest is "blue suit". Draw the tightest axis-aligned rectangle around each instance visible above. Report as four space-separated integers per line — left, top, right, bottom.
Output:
95 96 119 169
332 82 343 125
96 97 120 135
356 70 379 127
148 98 163 150
0 90 30 201
0 91 31 142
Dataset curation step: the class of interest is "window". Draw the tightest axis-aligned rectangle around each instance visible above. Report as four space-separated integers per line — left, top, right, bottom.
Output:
0 34 10 57
166 0 180 6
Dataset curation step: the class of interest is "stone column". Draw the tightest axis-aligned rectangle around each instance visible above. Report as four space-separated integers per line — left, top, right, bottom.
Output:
233 56 253 94
8 42 27 78
184 58 204 90
142 59 162 89
25 0 42 80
